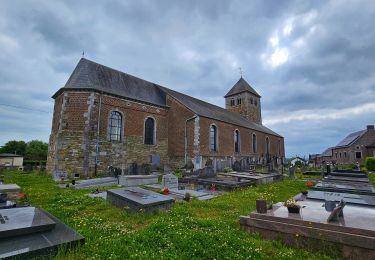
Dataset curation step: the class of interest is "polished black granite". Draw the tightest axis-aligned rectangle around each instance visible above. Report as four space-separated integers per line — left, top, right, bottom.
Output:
0 208 84 259
0 207 56 239
295 190 375 207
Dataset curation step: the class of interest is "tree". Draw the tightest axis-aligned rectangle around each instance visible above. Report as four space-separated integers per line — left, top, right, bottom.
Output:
25 140 48 160
0 140 27 155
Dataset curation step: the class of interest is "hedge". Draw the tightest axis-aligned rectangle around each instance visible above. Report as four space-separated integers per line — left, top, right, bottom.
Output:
23 160 47 166
365 157 375 171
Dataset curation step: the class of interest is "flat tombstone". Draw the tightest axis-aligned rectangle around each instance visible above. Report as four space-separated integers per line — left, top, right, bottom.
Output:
0 184 21 194
162 174 178 189
197 167 216 179
0 207 56 239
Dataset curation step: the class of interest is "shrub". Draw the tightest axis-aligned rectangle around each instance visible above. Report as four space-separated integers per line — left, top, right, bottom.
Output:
223 167 232 173
174 168 182 178
365 157 375 171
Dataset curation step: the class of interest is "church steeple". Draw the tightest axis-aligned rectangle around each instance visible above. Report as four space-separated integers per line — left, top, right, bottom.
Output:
224 78 262 124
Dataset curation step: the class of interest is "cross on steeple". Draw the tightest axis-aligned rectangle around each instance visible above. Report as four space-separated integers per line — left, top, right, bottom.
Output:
239 67 243 78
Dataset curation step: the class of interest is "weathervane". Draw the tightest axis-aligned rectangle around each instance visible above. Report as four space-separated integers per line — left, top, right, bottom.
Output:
239 67 243 78
82 49 85 58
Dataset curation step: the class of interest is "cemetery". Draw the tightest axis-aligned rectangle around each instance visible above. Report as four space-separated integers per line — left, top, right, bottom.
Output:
240 168 375 259
0 166 373 259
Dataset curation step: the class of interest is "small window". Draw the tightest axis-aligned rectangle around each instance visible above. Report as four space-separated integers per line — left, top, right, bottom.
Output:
250 97 253 104
344 152 347 158
237 98 241 105
339 153 342 158
335 153 338 158
355 152 362 159
210 125 217 152
234 130 240 153
108 111 122 142
252 134 257 153
144 117 155 145
230 99 235 106
278 140 281 155
254 100 258 106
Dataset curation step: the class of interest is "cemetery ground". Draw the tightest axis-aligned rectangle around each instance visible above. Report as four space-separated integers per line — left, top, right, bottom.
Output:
3 171 369 259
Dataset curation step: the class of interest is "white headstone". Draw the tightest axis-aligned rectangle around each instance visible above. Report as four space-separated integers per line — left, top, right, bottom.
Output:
161 174 178 189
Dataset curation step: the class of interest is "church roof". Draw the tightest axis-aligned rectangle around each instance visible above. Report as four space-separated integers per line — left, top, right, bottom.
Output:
335 130 366 148
224 77 261 98
53 58 167 106
159 87 281 137
53 58 282 137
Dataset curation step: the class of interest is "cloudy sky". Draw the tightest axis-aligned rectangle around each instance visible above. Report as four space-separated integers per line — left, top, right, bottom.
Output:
0 0 374 157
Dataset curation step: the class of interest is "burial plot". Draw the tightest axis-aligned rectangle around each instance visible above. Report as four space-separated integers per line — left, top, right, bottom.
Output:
0 184 20 194
0 207 84 259
295 190 375 207
313 181 375 195
161 173 178 189
240 200 375 259
72 177 118 189
107 187 174 213
119 175 158 186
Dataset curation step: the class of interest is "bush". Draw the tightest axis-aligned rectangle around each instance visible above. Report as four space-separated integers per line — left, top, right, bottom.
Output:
365 157 375 171
23 160 47 166
174 168 182 178
223 167 232 173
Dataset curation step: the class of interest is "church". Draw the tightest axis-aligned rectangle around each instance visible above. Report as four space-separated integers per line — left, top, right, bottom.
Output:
47 58 284 177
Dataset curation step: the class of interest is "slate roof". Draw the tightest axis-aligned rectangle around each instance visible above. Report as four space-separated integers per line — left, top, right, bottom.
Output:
319 147 333 157
52 58 167 107
335 130 366 148
53 58 282 137
160 87 281 137
224 77 261 98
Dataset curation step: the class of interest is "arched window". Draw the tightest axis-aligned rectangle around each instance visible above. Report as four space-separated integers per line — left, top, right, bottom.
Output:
144 117 155 145
250 97 253 104
108 111 122 142
234 130 240 153
265 137 270 155
209 125 217 152
252 134 257 153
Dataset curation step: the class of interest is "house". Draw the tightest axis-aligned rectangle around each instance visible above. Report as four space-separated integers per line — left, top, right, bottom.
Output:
47 58 285 177
289 156 307 166
0 153 24 168
317 125 375 166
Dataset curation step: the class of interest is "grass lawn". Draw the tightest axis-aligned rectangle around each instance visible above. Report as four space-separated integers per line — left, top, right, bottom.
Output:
2 170 333 259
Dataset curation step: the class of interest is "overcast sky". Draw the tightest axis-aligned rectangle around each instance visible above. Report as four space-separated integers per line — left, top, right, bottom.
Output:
0 0 374 157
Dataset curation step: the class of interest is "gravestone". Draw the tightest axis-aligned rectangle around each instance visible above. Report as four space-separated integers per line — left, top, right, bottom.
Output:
107 187 174 213
0 207 84 258
197 167 216 179
185 160 194 170
233 161 241 172
205 159 213 167
161 173 178 189
150 154 160 167
141 164 151 175
130 162 138 175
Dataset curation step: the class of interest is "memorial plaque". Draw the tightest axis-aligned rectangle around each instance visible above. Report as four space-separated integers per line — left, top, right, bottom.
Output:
161 174 178 189
0 207 55 239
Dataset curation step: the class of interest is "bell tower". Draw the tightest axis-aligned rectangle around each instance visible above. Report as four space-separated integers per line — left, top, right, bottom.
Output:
225 77 262 124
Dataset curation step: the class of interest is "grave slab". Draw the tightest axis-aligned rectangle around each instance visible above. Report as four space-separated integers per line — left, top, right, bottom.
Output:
119 175 158 187
0 207 56 239
313 181 375 195
73 177 118 189
240 200 375 259
0 208 84 259
107 187 174 213
0 184 21 193
295 190 375 207
0 200 16 209
87 191 107 200
161 174 178 189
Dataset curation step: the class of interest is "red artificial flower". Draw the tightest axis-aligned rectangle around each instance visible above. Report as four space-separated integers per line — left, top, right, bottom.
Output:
305 181 314 187
17 193 25 198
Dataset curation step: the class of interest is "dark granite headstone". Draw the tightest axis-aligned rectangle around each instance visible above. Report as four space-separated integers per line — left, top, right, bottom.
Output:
185 160 194 170
205 159 213 167
197 167 216 179
130 162 138 175
233 161 241 172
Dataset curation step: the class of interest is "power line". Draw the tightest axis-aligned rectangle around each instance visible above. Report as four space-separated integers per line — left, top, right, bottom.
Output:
0 103 51 114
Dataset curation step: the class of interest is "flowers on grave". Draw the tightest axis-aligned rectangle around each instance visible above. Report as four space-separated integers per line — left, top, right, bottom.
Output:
305 181 314 187
17 193 31 206
161 187 170 194
210 184 216 192
284 198 300 213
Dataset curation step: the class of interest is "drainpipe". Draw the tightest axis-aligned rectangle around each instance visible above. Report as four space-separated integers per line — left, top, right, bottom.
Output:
184 115 197 164
94 93 102 176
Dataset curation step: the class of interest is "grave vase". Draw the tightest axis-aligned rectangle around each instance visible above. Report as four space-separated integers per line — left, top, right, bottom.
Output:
256 199 267 214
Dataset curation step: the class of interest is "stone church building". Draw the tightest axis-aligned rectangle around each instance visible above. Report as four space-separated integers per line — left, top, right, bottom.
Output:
47 58 284 177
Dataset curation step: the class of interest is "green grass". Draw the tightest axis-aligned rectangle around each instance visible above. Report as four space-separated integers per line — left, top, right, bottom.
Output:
2 170 331 259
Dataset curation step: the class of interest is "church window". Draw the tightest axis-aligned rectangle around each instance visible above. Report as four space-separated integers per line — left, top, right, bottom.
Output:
252 133 257 153
144 117 155 145
234 130 240 152
230 99 235 106
210 125 217 152
278 139 281 155
237 98 242 105
250 97 253 104
255 99 258 106
108 111 122 142
355 151 362 159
